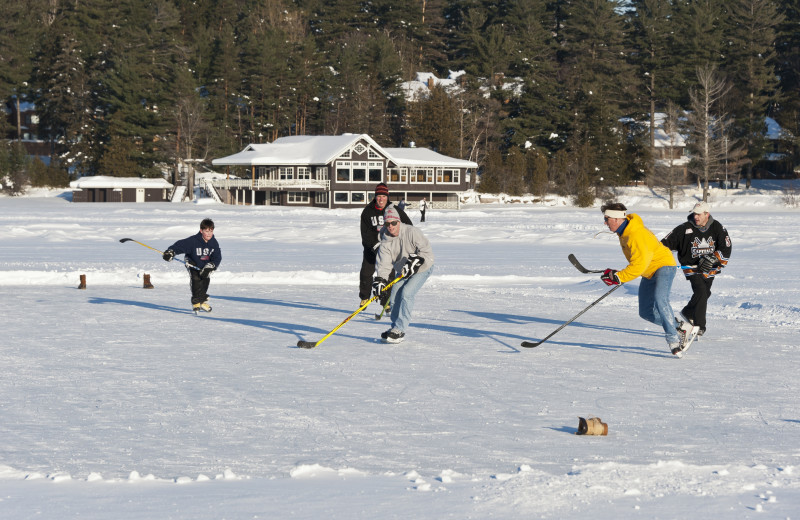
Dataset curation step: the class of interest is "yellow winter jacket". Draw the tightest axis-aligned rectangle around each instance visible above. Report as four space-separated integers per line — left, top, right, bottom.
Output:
615 213 676 283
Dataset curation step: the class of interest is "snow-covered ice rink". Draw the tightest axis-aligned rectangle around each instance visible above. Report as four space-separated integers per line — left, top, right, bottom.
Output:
1 184 799 518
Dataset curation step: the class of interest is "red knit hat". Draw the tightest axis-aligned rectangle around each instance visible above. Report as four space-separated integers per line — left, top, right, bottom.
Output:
375 183 389 196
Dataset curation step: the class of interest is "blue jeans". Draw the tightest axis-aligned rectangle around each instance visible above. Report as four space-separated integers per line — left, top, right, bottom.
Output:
389 266 434 333
638 266 679 343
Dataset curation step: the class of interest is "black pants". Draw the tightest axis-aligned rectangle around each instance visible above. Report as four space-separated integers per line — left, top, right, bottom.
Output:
420 209 426 222
359 247 394 303
682 274 714 329
188 267 211 304
359 247 378 300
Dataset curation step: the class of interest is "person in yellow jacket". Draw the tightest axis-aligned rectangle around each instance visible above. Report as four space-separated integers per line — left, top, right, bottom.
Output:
600 202 686 355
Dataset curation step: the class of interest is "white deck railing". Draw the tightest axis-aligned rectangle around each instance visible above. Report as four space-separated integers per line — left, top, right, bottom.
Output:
211 178 331 190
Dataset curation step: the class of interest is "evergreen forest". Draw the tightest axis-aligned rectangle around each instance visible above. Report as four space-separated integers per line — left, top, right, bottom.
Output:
2 0 800 201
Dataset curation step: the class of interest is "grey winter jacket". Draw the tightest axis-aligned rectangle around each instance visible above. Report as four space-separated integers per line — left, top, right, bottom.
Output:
375 223 434 279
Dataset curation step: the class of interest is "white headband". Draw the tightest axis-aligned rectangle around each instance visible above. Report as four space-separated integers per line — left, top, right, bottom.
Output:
603 209 626 219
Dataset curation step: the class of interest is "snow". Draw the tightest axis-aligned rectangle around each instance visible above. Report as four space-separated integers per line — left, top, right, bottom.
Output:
1 181 799 519
211 134 477 169
69 176 174 189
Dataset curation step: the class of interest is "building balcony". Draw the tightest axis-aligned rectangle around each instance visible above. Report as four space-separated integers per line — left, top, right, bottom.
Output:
211 178 331 190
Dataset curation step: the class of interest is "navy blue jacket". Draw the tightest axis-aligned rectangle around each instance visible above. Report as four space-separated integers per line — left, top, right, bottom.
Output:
168 232 221 268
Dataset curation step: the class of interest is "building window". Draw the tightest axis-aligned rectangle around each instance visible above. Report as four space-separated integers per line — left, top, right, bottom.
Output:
316 166 329 180
351 192 366 204
336 161 371 182
257 166 268 177
411 168 433 183
270 192 281 205
388 167 407 183
334 192 349 203
354 143 366 155
352 162 367 182
436 169 460 184
369 161 382 182
368 148 381 159
279 167 293 180
337 161 351 182
297 167 310 180
288 192 309 204
339 149 351 159
316 192 329 205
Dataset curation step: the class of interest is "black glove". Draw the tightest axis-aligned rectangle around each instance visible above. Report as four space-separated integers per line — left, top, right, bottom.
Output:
698 254 720 273
199 262 216 277
372 277 388 298
162 249 175 262
601 268 620 286
401 253 425 278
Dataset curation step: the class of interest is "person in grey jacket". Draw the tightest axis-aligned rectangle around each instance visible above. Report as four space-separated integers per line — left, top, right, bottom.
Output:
372 206 435 343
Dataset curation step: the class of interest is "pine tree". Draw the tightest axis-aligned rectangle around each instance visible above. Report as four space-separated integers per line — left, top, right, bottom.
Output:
0 1 46 140
670 0 728 105
501 1 567 152
0 141 30 195
559 0 635 186
627 0 680 167
775 0 800 148
725 0 783 187
405 84 460 154
528 149 550 201
30 0 111 175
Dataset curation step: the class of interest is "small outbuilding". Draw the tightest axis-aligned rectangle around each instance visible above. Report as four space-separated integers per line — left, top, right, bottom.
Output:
70 176 174 203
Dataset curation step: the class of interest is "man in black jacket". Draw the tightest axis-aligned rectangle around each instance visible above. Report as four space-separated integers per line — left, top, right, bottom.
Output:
661 202 732 336
359 183 413 306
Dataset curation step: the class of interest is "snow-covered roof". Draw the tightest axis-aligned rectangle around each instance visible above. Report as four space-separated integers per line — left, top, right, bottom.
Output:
212 134 385 166
212 134 477 169
383 148 478 168
652 113 687 148
400 71 466 101
69 176 173 189
765 117 793 140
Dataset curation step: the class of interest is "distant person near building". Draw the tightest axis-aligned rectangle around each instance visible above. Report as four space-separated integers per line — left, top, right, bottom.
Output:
661 201 732 338
162 218 221 313
359 183 413 307
419 197 429 222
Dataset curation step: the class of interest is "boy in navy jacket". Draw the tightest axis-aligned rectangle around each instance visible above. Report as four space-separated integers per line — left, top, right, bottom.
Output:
163 218 222 312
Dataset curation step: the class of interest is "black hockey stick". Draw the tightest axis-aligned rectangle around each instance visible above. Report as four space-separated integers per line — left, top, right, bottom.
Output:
568 253 605 274
119 238 200 270
521 284 622 348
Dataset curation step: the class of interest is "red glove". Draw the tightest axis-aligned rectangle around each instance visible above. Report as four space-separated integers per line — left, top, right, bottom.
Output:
601 268 620 286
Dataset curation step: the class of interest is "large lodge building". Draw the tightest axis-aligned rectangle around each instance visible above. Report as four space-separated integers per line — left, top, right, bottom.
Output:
210 134 478 209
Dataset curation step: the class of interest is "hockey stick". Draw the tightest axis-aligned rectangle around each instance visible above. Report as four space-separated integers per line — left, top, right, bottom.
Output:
119 238 200 270
568 254 605 274
375 299 390 320
297 274 404 349
521 284 622 348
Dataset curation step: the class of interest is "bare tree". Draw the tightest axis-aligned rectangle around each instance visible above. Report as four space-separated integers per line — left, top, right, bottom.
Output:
686 64 732 201
173 94 211 201
649 101 686 209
